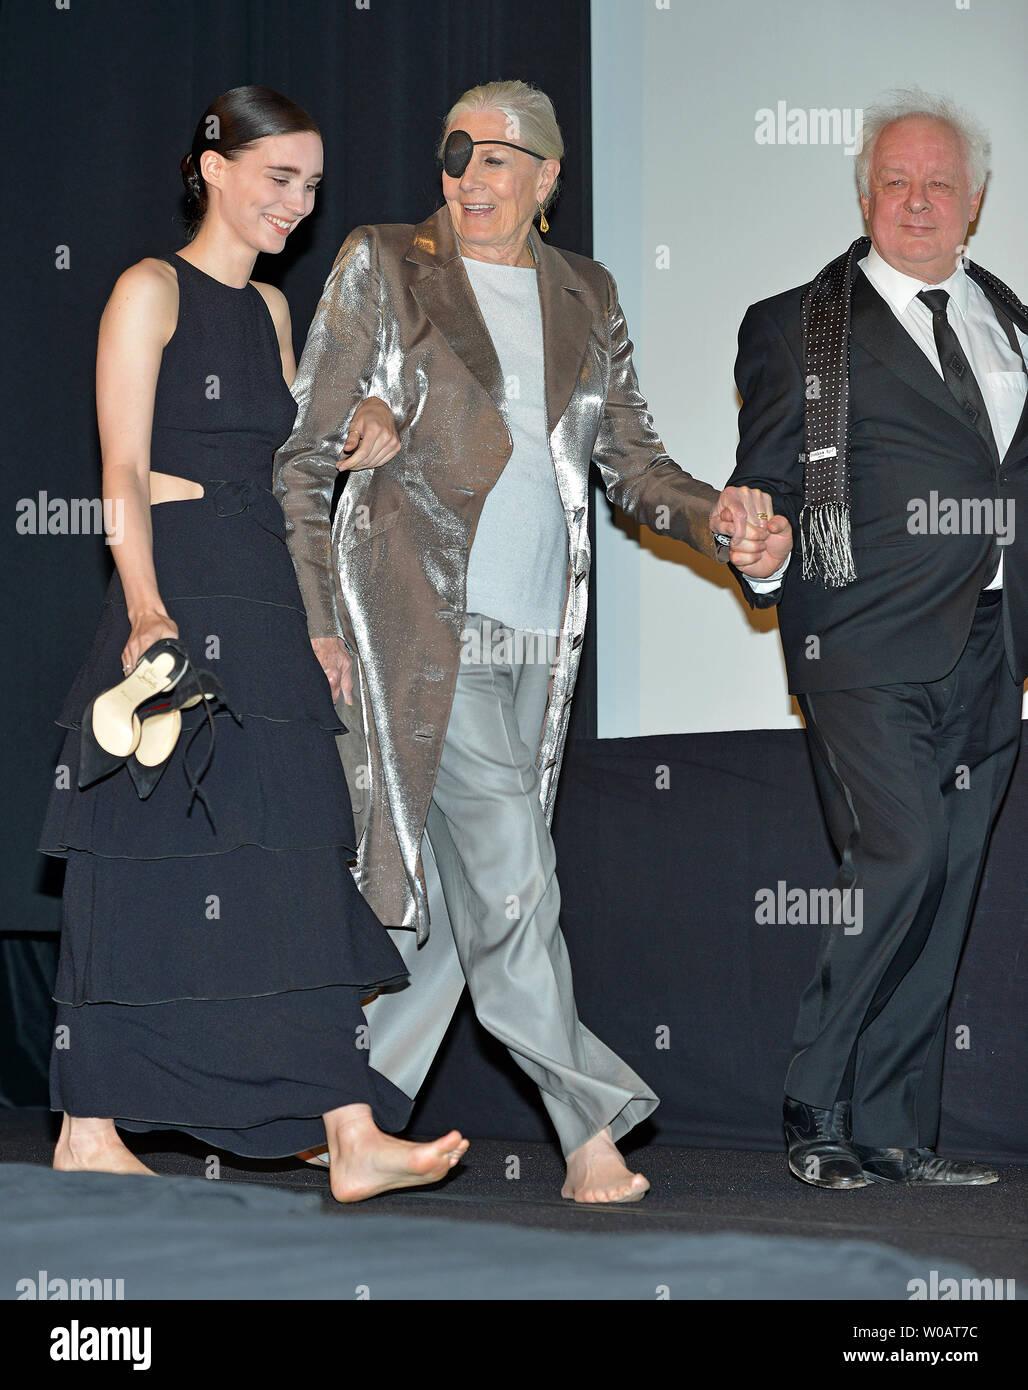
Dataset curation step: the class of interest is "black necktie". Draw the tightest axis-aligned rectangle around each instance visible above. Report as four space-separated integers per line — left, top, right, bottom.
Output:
917 288 998 462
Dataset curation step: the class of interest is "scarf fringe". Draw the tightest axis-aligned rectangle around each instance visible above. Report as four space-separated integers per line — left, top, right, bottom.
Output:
800 502 856 587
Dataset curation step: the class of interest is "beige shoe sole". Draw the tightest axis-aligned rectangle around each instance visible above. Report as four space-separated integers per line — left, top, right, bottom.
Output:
91 650 180 756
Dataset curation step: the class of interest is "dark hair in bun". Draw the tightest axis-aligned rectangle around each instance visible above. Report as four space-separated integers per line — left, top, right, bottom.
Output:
180 84 320 239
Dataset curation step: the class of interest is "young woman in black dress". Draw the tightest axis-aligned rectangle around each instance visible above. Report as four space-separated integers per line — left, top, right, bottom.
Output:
40 86 467 1201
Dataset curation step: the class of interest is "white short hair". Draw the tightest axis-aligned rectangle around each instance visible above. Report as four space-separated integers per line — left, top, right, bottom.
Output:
855 88 990 197
438 79 564 210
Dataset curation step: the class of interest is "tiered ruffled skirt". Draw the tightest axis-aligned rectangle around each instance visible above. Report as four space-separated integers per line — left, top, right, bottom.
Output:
39 494 411 1156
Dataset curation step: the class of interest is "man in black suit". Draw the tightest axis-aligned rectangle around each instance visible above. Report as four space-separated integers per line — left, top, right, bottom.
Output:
720 92 1027 1188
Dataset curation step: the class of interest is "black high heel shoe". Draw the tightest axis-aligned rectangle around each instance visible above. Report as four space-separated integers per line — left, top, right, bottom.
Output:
78 639 191 789
125 664 229 800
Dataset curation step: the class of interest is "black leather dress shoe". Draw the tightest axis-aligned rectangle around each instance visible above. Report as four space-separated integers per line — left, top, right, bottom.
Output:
783 1096 870 1188
854 1146 999 1185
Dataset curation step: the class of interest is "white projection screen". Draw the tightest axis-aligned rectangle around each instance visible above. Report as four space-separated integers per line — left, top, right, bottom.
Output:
590 0 1028 735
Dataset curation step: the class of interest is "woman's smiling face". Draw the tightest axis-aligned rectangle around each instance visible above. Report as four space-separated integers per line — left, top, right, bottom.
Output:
442 109 558 262
200 131 323 254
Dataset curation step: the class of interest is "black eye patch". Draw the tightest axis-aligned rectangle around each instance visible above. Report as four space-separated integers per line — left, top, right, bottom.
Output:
442 128 546 177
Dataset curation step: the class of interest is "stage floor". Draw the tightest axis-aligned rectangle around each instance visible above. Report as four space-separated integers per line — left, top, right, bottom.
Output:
2 1108 1024 1299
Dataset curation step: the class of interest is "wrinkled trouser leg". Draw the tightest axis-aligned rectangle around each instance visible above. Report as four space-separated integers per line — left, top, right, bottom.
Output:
365 614 658 1156
788 600 1020 1147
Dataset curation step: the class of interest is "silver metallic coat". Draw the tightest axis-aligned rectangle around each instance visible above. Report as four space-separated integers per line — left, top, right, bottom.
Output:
274 206 720 943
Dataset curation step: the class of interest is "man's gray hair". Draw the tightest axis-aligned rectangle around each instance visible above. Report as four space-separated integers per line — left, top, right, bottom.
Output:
855 88 991 197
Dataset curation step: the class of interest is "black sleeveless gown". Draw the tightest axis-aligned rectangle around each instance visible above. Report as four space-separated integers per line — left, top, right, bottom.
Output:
39 253 412 1157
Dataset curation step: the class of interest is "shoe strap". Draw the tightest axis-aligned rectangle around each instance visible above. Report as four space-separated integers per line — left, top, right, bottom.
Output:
181 671 241 828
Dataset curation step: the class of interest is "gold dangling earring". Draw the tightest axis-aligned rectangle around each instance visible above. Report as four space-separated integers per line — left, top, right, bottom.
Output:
537 203 549 234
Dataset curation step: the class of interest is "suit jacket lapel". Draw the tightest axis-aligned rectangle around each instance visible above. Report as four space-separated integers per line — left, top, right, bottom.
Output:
849 269 980 440
407 209 506 420
532 228 593 437
406 207 593 440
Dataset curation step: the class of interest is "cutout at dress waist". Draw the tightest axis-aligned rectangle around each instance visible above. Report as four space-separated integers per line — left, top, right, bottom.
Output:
150 472 204 505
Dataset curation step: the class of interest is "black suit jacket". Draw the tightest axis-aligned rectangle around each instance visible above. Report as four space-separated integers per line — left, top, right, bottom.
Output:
728 259 1028 694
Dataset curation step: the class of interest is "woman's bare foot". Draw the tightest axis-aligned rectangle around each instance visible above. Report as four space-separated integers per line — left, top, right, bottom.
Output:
561 1127 649 1204
53 1115 156 1176
324 1104 468 1203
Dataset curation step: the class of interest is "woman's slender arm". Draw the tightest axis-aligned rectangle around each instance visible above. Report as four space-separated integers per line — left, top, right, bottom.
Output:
95 259 180 670
591 265 790 576
253 280 298 386
590 265 721 561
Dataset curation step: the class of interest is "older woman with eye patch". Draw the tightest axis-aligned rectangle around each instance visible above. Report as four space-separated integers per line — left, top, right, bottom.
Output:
275 79 792 1203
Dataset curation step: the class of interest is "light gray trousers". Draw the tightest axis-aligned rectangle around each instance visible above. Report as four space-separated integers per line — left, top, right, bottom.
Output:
363 612 658 1157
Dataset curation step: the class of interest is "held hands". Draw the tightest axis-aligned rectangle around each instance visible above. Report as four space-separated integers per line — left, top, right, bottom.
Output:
709 485 793 580
311 636 353 705
338 397 401 471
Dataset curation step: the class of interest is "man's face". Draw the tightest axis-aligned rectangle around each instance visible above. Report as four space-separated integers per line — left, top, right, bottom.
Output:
860 116 983 284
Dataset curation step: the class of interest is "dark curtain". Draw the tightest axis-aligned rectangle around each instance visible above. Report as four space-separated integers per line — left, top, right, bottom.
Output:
0 0 595 1101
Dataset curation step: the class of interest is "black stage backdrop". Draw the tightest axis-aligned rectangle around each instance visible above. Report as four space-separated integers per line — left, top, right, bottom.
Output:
401 727 1028 1162
2 2 1024 1161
